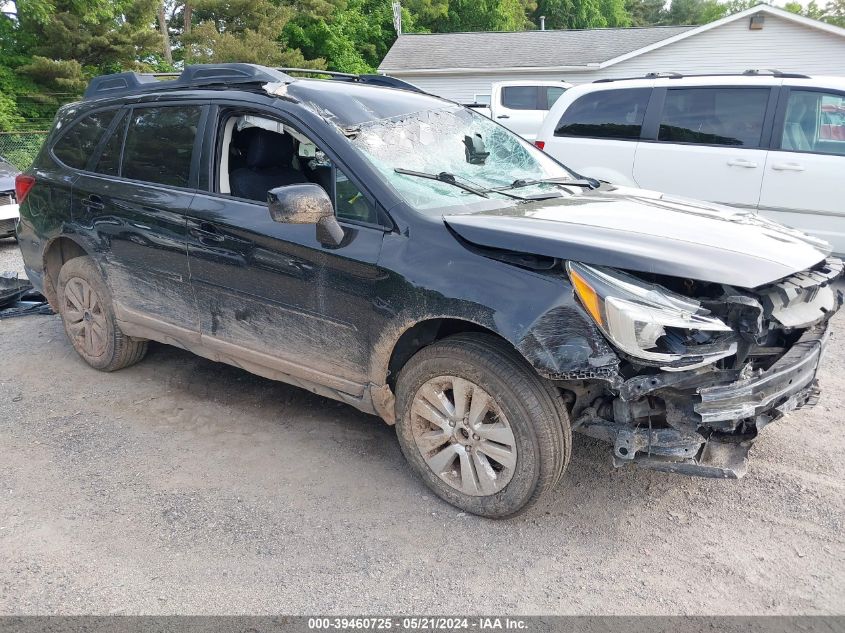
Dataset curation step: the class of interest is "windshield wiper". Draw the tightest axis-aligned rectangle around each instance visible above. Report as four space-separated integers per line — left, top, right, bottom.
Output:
394 168 538 201
495 176 599 192
394 168 489 198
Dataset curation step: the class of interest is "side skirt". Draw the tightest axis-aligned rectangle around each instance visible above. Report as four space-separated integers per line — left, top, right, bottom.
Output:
114 302 384 418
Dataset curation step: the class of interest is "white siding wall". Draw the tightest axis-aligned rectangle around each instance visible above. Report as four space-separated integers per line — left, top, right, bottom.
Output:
395 15 845 103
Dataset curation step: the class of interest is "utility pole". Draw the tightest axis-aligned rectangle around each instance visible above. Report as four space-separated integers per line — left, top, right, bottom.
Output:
392 1 402 35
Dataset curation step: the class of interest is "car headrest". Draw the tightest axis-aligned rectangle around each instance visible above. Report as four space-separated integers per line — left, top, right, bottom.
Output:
247 129 294 169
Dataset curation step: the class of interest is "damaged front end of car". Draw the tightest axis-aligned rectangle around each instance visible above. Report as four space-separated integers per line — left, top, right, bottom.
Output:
559 257 844 478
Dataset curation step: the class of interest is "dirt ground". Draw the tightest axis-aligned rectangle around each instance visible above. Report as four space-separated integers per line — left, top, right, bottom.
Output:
1 237 844 615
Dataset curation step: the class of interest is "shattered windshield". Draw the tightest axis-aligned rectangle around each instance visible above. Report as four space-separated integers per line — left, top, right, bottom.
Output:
346 106 577 213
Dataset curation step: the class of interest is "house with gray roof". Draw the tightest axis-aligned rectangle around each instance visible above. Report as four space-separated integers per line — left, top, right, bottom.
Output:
378 5 845 103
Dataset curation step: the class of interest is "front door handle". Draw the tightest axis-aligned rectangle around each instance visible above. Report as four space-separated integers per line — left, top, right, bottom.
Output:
771 162 805 172
727 158 758 168
82 195 105 211
496 115 510 119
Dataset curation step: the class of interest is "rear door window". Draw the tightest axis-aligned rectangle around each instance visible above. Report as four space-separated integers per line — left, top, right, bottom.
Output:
53 110 117 170
502 86 539 110
122 106 202 187
780 89 845 156
555 88 651 140
658 87 770 147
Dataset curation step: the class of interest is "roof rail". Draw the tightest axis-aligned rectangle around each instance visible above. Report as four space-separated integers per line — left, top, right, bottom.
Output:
742 68 810 78
594 69 810 83
83 64 293 101
277 67 358 79
275 68 427 93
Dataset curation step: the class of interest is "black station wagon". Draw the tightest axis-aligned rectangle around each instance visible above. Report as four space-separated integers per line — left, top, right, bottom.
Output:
15 64 843 517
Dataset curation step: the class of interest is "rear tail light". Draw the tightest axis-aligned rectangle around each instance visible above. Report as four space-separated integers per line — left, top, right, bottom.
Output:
15 174 35 205
534 140 545 151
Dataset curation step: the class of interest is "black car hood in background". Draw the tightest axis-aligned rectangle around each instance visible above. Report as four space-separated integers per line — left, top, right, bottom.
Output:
0 160 19 192
443 185 830 289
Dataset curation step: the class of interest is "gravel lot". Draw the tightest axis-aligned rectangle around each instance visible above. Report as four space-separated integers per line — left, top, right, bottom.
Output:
1 237 844 615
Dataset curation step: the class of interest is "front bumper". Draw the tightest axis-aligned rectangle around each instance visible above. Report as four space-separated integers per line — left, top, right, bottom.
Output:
695 325 827 427
577 323 831 478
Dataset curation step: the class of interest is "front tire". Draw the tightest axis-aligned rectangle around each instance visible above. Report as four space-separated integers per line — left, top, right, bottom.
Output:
394 333 570 518
57 256 148 372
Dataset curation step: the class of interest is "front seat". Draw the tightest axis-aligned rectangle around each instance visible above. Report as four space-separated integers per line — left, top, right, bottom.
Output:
230 129 307 201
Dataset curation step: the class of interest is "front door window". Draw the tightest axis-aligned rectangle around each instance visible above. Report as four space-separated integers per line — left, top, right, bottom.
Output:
218 113 378 225
781 90 845 156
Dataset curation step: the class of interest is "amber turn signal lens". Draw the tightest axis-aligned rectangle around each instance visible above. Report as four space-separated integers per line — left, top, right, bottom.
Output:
570 269 603 326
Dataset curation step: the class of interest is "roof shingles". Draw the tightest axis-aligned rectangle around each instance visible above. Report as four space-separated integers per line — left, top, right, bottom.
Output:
378 26 695 71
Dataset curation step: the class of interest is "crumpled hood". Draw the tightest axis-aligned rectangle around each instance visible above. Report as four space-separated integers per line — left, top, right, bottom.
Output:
444 185 831 288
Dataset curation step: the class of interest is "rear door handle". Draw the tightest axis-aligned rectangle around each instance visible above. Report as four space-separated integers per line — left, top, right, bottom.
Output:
496 115 510 119
82 195 105 210
727 158 758 168
190 222 225 243
771 162 805 172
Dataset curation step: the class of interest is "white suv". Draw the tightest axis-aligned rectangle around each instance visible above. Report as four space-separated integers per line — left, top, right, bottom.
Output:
535 72 845 255
470 80 572 141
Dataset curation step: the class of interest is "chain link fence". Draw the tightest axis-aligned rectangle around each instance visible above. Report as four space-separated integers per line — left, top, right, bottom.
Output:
0 131 49 171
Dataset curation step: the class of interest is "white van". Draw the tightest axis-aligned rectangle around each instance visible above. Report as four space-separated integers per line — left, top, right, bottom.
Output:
470 80 572 141
535 72 845 255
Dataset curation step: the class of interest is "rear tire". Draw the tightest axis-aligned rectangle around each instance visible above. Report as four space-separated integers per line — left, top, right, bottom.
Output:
57 256 148 372
394 333 570 518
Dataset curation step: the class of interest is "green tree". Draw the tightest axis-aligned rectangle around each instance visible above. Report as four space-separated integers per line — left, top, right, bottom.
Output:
12 0 161 72
421 0 532 31
0 0 164 129
599 0 632 25
283 0 418 72
665 0 724 24
821 0 844 25
181 0 322 67
532 0 630 29
625 0 665 25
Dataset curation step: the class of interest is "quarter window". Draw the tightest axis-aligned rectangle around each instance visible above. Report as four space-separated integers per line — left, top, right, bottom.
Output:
781 90 845 156
53 110 116 170
555 88 650 140
658 87 769 147
122 106 201 187
544 86 567 110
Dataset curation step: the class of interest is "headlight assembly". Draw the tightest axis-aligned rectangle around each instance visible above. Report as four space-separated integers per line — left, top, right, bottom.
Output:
566 261 737 371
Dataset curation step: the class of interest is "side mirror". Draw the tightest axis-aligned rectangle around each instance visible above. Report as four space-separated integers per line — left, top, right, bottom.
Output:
267 183 344 247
